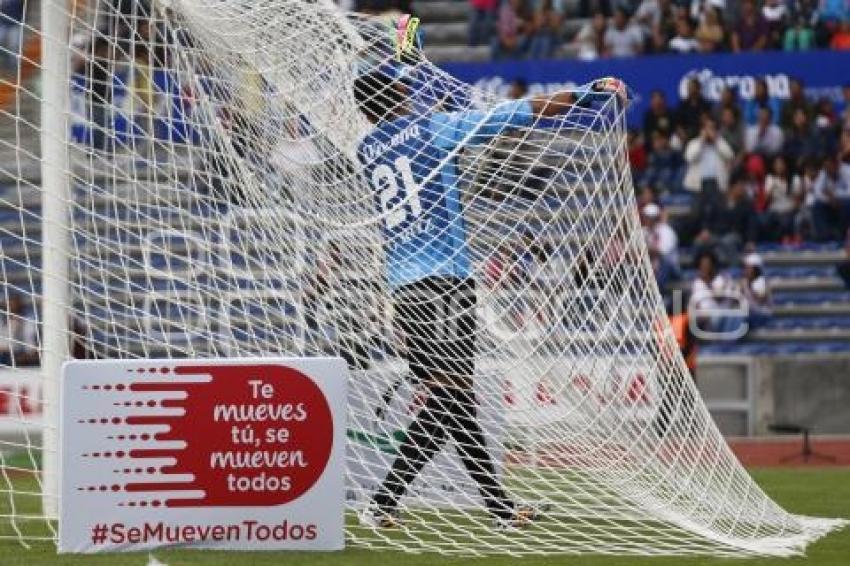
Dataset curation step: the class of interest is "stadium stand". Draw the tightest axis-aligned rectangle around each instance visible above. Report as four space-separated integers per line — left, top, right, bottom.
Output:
0 0 849 365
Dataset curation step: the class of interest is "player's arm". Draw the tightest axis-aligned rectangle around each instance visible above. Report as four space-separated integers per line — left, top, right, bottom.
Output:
430 78 626 149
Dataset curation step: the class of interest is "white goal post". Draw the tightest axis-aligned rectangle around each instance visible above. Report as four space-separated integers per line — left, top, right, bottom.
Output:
0 0 841 555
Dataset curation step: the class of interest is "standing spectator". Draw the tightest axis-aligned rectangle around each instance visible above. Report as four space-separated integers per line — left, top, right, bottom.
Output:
528 0 565 58
643 89 676 141
676 78 711 139
573 12 608 60
739 253 773 330
780 78 812 130
811 155 850 241
745 107 785 157
684 116 734 193
695 6 726 52
493 0 530 59
830 19 850 49
469 0 498 47
783 14 817 50
731 0 770 51
604 8 644 57
743 78 782 126
763 154 804 240
645 130 685 193
668 17 700 52
762 0 789 47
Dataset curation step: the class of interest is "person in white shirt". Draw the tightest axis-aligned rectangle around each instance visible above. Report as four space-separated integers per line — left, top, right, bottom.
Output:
739 253 772 330
642 203 679 267
811 155 850 241
763 154 803 240
684 116 734 193
688 250 739 336
744 107 784 157
668 17 700 53
604 8 644 57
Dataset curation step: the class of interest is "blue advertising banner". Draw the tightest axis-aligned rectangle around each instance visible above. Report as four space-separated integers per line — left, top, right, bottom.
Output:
441 50 850 126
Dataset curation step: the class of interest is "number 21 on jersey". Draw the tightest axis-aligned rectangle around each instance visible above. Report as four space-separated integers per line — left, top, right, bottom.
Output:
372 155 423 230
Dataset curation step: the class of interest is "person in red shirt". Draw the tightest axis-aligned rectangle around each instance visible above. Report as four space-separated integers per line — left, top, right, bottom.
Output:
830 19 850 50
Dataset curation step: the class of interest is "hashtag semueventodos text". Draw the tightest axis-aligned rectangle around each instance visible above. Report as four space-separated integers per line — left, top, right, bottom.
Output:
91 520 319 544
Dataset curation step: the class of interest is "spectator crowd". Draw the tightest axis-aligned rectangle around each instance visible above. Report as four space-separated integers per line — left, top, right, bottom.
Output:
466 0 850 59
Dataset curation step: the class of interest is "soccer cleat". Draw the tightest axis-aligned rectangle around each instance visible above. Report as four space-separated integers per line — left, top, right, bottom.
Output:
359 502 403 529
492 504 541 531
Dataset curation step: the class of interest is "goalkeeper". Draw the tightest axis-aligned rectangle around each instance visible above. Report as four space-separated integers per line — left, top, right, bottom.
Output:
354 59 624 529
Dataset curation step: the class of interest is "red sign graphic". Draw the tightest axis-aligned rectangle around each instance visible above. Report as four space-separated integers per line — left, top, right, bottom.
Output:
76 364 334 508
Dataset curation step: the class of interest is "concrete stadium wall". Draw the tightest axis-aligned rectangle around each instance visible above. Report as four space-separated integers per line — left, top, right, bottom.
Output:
696 354 850 437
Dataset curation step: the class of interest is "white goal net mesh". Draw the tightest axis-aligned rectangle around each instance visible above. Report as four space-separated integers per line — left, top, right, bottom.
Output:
0 0 844 555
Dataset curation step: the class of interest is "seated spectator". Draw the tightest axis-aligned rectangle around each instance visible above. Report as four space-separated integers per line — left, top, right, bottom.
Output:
820 0 850 25
676 78 711 139
812 97 841 154
684 115 734 193
719 106 745 158
645 130 685 193
693 173 758 264
669 16 700 52
469 0 498 47
492 0 531 59
780 79 812 130
604 8 644 57
0 0 23 68
745 107 785 157
714 86 740 122
784 14 817 50
642 202 680 268
838 84 850 127
762 154 803 240
0 294 39 367
837 231 850 288
650 0 680 52
795 157 821 238
634 0 665 38
739 253 773 330
574 12 608 60
732 0 769 51
528 0 565 58
643 89 676 141
762 0 789 47
830 18 850 50
743 78 782 126
688 250 740 337
695 6 726 52
783 107 819 166
744 153 768 212
811 155 850 241
628 129 648 175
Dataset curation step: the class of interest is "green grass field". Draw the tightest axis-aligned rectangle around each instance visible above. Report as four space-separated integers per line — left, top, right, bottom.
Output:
0 468 847 566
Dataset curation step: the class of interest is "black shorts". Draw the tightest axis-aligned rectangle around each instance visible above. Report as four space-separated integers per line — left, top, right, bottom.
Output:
393 277 477 385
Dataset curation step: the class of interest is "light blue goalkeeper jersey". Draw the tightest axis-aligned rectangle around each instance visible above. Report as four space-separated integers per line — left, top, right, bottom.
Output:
356 99 535 290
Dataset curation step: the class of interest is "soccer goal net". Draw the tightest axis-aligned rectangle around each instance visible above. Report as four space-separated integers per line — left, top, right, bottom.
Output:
0 0 842 556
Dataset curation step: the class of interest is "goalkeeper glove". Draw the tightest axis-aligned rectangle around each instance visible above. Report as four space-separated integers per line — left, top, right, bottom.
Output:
591 77 628 102
393 14 422 64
